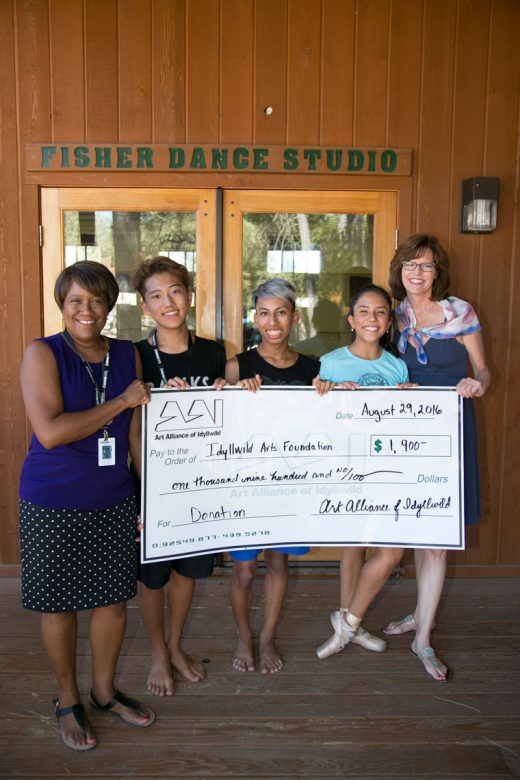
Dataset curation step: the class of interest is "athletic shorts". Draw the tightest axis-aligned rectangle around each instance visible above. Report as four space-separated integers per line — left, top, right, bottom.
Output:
228 546 310 562
137 553 215 589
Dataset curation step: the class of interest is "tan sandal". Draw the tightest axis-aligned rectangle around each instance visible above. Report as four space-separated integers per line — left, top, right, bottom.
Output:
411 646 449 681
382 613 418 635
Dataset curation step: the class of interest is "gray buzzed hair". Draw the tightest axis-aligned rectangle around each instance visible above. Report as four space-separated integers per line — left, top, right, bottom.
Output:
252 278 297 309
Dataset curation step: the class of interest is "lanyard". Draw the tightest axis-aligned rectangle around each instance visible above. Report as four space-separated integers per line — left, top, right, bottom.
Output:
62 330 111 406
151 329 192 386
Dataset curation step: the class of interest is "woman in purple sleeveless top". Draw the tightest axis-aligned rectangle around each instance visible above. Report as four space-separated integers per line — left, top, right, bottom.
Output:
382 235 491 682
19 261 155 751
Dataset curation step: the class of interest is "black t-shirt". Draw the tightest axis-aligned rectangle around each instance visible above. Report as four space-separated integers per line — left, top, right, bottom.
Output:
236 348 319 386
136 335 226 387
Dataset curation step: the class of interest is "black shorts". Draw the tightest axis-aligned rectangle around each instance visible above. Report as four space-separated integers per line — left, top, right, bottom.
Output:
137 553 215 589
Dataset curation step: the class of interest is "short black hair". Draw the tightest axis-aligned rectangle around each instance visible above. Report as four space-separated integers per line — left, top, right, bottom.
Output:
54 261 119 311
132 256 192 298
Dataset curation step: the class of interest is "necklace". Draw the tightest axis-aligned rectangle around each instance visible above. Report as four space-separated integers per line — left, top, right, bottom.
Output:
61 331 108 363
62 330 111 406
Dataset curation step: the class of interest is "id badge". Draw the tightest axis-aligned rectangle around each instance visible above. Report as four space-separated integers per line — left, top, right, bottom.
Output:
98 436 116 466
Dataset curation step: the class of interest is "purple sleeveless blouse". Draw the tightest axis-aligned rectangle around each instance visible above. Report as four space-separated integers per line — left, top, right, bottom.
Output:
19 333 137 510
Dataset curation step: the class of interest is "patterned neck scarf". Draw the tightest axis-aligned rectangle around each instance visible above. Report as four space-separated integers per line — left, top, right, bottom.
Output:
396 296 481 365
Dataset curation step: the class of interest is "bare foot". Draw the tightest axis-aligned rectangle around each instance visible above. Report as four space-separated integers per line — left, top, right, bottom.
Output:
411 642 448 681
259 638 283 674
171 648 205 683
147 658 175 697
232 636 255 672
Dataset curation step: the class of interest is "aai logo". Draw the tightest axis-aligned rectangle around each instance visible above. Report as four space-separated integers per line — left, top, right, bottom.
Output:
155 398 224 431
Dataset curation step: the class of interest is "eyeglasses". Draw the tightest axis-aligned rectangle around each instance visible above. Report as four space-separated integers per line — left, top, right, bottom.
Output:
401 261 437 273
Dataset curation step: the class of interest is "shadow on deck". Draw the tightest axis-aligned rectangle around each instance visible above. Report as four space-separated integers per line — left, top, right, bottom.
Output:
1 571 519 779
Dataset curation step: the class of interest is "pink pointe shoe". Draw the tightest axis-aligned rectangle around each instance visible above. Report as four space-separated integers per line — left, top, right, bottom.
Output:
333 609 387 653
316 630 345 659
352 625 387 653
316 610 356 659
316 610 387 659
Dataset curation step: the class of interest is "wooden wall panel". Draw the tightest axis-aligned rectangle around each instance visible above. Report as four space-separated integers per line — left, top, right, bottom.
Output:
448 0 490 302
0 1 25 564
387 0 422 161
15 1 52 144
353 0 389 146
118 0 153 140
49 0 85 141
14 0 52 343
446 0 492 568
12 0 52 563
499 130 520 564
152 0 186 142
415 0 456 235
469 0 520 566
85 0 118 141
320 0 355 145
185 0 220 142
386 0 422 234
220 0 253 143
286 0 321 144
1 0 520 570
253 0 288 144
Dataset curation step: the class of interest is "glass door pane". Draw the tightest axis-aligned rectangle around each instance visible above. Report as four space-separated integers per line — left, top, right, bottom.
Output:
41 189 217 340
222 189 398 563
63 210 197 341
242 212 374 357
223 190 397 359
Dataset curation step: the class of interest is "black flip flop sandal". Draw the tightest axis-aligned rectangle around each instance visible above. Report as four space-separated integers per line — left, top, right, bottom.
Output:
89 689 155 727
53 698 97 751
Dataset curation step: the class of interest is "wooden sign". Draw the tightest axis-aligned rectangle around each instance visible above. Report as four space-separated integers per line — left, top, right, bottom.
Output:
27 144 411 176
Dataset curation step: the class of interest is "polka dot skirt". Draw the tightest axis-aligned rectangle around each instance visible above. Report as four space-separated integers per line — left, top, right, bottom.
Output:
19 496 138 613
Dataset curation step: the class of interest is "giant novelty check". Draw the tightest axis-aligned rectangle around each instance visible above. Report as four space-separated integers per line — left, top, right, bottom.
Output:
141 387 464 562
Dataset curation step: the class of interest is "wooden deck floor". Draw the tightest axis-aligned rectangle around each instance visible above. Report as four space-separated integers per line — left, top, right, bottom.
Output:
0 570 519 779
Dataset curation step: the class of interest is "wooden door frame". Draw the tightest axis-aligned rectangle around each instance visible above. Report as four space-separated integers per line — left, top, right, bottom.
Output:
221 189 398 358
221 189 399 562
40 188 217 338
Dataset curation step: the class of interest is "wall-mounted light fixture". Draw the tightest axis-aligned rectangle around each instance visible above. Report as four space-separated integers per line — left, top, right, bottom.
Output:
460 177 499 233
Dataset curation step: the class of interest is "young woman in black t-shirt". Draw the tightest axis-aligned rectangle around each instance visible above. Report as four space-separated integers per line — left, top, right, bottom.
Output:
226 279 319 674
132 256 226 698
